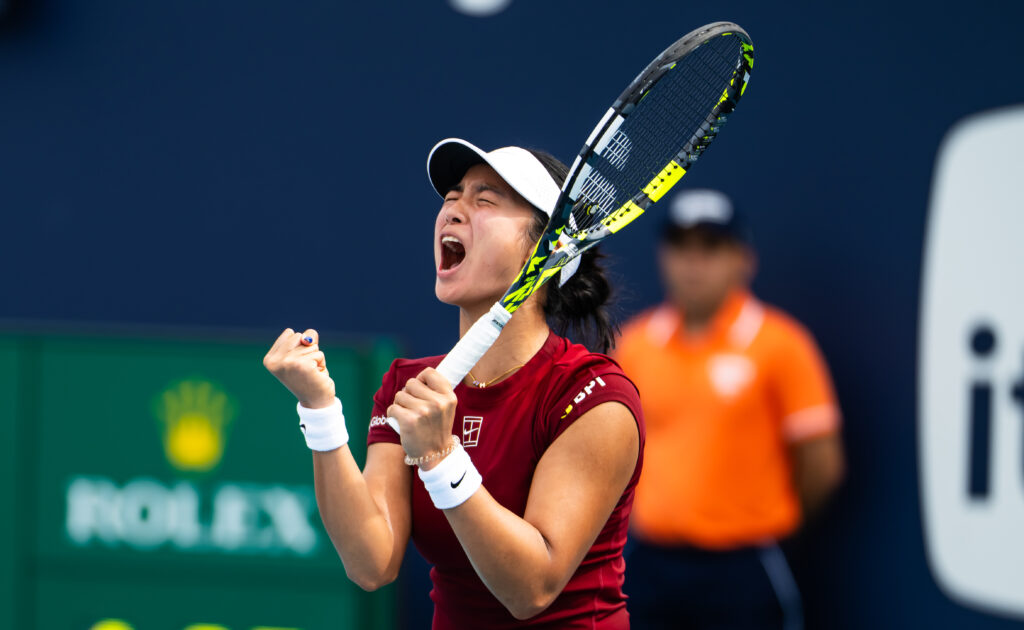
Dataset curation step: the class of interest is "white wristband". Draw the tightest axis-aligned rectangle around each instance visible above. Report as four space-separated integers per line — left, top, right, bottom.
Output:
417 445 482 510
296 397 349 451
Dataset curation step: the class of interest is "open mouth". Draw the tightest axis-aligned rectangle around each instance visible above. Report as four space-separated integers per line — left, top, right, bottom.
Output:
440 235 466 271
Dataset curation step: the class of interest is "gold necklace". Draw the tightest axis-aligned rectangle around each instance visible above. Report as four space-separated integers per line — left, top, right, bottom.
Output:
466 363 526 388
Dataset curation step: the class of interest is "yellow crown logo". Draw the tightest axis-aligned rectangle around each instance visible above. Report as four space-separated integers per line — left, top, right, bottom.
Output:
154 379 236 473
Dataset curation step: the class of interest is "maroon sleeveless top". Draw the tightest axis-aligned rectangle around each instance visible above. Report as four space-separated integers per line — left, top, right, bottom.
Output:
368 332 645 629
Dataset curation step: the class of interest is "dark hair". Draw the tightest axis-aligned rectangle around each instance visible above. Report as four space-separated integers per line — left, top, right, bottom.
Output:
524 148 618 353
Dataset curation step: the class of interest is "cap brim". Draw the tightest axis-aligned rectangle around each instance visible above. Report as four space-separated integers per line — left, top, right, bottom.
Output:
661 221 745 245
427 138 489 200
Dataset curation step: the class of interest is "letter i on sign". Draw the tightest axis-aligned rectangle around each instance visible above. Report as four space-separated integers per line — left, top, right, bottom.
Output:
967 325 996 499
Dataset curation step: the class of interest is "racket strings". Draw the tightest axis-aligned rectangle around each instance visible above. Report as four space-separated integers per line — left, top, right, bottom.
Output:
691 37 747 95
570 35 746 234
576 170 618 218
670 45 742 153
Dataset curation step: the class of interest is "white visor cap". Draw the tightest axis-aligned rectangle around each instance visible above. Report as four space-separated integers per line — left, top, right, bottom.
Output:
427 138 562 217
669 189 734 228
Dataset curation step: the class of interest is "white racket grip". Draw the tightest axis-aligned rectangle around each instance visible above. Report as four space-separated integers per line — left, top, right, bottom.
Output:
383 302 512 435
437 302 512 384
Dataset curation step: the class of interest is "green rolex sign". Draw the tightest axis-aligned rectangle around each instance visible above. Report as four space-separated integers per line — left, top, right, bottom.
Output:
0 329 398 630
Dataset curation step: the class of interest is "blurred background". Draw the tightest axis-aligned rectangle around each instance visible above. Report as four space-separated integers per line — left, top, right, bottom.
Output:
1 0 1023 628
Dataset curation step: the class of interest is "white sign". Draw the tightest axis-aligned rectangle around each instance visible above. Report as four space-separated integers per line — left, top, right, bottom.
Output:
66 475 319 556
919 105 1024 619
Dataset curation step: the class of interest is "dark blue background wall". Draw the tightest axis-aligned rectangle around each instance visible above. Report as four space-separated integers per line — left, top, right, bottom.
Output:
2 1 1023 627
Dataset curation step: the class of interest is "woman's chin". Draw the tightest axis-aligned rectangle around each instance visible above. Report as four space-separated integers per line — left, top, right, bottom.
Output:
434 278 459 304
434 285 473 309
435 284 499 314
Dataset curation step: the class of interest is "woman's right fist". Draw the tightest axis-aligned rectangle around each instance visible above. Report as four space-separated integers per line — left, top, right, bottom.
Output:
263 328 336 409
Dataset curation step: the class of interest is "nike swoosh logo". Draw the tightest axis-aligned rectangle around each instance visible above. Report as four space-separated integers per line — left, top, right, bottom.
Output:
299 423 306 433
450 471 467 489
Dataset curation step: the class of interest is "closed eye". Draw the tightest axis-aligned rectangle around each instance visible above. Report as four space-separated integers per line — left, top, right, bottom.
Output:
444 184 463 203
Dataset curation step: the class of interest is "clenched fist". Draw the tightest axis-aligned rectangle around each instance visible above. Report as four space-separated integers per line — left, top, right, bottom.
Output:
263 328 336 409
387 367 458 468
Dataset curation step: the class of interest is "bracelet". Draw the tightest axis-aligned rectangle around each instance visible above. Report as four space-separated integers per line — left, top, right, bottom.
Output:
404 435 460 466
417 443 482 510
296 397 349 451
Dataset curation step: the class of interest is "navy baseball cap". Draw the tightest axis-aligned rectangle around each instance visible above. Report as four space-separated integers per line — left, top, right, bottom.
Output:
661 188 752 246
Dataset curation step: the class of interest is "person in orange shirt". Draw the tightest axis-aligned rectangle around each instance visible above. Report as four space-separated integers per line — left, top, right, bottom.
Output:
614 189 845 630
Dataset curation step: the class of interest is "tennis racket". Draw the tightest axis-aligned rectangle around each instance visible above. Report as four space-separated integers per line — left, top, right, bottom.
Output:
387 21 753 434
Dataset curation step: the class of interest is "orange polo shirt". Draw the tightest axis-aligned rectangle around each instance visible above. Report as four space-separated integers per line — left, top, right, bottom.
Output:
613 290 840 549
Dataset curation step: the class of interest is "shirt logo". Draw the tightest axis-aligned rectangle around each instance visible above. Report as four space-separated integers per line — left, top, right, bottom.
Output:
707 354 755 397
369 415 388 429
462 416 483 447
561 376 607 418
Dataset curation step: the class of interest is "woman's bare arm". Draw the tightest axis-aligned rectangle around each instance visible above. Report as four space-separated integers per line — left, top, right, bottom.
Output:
312 442 412 590
264 327 411 590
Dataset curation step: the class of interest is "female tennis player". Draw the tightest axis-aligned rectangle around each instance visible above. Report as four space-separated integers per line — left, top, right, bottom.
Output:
264 139 644 629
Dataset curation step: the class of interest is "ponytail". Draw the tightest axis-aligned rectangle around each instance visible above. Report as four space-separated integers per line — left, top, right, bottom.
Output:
524 149 619 353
